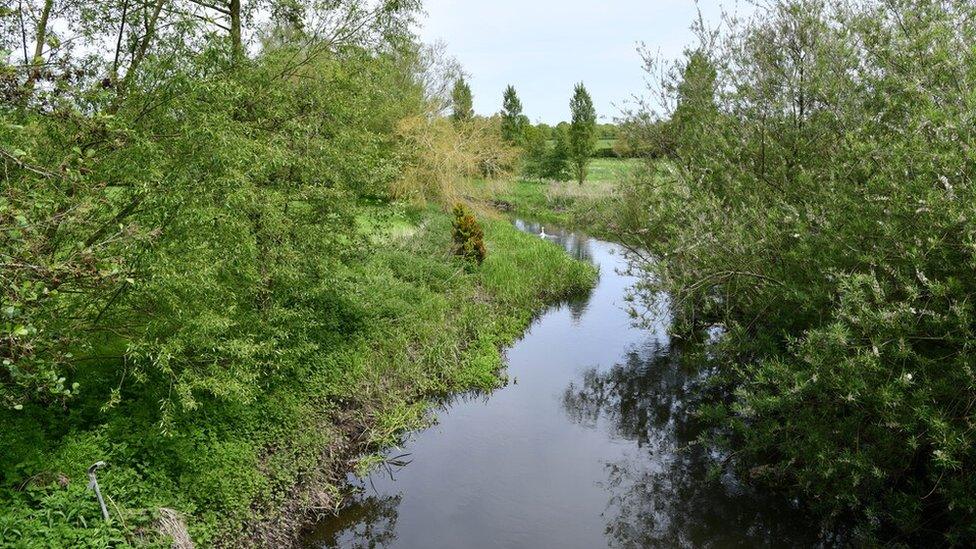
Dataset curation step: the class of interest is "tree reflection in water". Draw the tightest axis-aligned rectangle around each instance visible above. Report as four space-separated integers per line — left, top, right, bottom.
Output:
563 341 820 548
304 492 401 548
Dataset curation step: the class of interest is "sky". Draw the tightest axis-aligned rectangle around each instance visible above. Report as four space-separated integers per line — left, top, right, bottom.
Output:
417 0 750 124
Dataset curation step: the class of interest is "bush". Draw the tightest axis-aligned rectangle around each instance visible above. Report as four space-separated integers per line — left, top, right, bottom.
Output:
620 0 976 543
451 204 487 265
394 115 517 203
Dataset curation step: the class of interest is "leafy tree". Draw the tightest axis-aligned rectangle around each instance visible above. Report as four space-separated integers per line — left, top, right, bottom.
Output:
395 114 517 201
521 124 549 178
451 76 474 122
669 50 718 171
501 84 526 143
542 125 571 181
568 82 597 184
618 0 976 544
0 0 423 419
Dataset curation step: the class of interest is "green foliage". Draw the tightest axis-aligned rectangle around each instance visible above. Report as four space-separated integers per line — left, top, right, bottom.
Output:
520 124 550 177
520 123 570 181
500 85 527 143
451 204 487 265
615 117 674 159
669 50 718 170
0 0 597 546
451 76 474 123
620 0 976 543
492 159 639 235
0 205 595 546
543 126 572 181
568 82 597 184
1 42 419 416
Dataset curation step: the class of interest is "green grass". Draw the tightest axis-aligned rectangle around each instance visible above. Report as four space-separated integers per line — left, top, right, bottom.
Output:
472 158 641 233
0 204 596 547
586 157 640 182
595 138 616 154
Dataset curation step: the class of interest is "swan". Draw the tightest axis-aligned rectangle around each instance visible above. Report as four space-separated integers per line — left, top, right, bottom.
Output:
539 226 548 239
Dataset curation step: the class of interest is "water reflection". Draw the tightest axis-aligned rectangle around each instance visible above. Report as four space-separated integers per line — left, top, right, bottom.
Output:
513 219 593 263
514 219 594 325
304 494 402 548
562 341 687 447
563 341 819 548
303 220 821 549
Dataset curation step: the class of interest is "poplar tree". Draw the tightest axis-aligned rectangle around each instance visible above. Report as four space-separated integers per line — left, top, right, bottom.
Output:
501 85 525 142
451 76 474 122
568 82 597 184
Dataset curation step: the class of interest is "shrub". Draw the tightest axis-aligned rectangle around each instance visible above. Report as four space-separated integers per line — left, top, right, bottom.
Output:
394 115 517 203
620 0 976 543
451 204 487 265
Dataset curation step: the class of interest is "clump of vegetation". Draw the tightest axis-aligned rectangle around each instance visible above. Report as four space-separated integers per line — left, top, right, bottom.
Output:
0 0 593 546
619 0 976 544
500 85 528 144
451 204 487 265
451 76 474 123
394 114 517 202
478 158 639 234
502 86 610 183
520 124 571 181
568 83 597 184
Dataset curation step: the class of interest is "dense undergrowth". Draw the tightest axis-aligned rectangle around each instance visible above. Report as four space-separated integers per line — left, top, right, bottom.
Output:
617 0 976 544
0 205 595 547
0 1 595 546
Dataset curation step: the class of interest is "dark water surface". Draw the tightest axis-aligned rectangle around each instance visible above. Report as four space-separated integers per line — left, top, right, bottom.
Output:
305 221 819 548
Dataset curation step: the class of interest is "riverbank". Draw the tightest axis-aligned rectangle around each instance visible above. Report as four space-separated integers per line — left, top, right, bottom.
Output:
307 219 821 548
468 158 642 237
0 204 596 547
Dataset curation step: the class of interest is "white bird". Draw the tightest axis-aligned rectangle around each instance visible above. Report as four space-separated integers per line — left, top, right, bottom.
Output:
539 226 548 239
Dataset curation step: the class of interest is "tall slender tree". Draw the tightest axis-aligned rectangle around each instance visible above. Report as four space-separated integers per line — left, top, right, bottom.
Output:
451 76 473 123
569 82 597 184
501 84 525 143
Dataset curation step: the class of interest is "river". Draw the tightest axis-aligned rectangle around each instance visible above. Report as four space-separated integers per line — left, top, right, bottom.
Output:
303 220 819 548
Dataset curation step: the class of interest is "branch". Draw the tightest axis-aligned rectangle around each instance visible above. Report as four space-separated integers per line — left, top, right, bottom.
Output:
112 0 130 82
0 147 59 179
185 0 230 15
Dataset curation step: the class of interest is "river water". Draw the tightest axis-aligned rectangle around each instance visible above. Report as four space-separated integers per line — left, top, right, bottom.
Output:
304 221 819 548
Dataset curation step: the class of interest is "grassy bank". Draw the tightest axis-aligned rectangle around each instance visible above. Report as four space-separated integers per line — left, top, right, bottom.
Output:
472 158 641 233
0 205 595 547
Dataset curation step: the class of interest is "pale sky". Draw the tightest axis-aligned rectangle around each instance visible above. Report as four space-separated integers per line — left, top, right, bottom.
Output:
418 0 750 124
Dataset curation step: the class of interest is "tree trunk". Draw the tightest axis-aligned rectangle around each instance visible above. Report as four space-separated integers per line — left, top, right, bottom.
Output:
119 0 165 94
229 0 242 60
111 0 130 85
18 0 29 66
25 0 53 89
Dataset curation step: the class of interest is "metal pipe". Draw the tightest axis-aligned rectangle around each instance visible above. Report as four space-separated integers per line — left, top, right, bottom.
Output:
86 461 110 522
